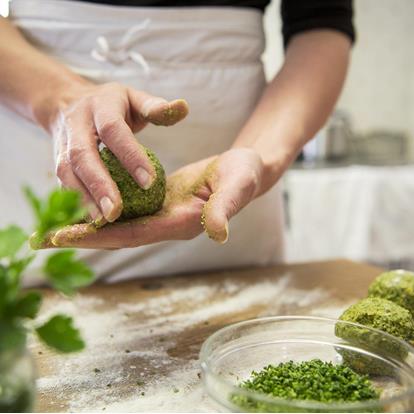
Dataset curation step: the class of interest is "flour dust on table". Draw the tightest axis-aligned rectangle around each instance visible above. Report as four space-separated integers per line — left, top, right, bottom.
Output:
31 274 336 412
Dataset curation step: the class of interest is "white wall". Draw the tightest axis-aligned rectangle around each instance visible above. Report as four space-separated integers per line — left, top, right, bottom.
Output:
263 0 414 149
338 0 414 141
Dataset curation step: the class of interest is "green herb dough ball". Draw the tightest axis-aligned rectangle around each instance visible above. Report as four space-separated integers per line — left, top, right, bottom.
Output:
336 297 414 376
368 270 414 316
100 147 166 221
335 297 414 372
337 297 414 343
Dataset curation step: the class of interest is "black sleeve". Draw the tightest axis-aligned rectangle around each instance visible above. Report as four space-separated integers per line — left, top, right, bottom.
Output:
281 0 355 48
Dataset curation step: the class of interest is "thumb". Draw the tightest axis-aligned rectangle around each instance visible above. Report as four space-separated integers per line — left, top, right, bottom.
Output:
201 192 230 244
144 98 189 126
201 149 262 244
128 89 189 126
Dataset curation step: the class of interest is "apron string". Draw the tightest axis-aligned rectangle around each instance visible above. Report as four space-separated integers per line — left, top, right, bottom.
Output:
91 18 151 75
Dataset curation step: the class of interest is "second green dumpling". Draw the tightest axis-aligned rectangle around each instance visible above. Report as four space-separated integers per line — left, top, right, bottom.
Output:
368 270 414 316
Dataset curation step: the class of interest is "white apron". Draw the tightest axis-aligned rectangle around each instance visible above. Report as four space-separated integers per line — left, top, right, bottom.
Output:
2 0 285 282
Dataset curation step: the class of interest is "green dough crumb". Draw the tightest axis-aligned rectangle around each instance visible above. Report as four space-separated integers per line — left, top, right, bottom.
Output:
100 147 166 221
368 270 414 316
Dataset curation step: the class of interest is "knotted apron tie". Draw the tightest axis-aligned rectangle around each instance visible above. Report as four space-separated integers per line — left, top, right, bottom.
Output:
91 19 151 75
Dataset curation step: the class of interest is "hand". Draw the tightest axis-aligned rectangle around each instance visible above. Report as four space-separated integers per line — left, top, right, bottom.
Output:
38 148 265 249
47 81 188 224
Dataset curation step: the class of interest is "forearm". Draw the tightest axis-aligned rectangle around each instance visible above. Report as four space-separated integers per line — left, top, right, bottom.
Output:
233 30 351 194
0 17 88 131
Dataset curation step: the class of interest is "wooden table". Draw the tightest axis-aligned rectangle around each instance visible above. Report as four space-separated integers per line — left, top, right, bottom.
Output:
32 259 381 412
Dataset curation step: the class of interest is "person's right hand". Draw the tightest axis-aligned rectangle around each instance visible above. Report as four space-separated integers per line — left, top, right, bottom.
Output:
46 81 188 224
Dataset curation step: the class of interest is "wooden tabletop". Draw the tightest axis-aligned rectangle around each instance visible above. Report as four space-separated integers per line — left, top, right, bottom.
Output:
32 259 382 412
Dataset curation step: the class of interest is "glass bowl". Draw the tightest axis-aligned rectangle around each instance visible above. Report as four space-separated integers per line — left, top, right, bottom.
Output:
200 316 414 412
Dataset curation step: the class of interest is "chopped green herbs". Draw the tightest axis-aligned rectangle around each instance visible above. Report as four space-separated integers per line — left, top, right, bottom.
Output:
232 359 380 411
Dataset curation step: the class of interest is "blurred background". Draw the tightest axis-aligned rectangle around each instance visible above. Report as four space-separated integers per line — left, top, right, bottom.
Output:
261 0 414 270
2 0 413 269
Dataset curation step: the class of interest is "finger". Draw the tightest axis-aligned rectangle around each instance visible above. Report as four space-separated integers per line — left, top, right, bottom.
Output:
55 130 105 224
30 223 98 250
47 203 202 249
202 149 262 244
146 98 189 126
59 166 106 225
128 89 189 126
29 232 56 250
66 110 123 222
94 112 156 190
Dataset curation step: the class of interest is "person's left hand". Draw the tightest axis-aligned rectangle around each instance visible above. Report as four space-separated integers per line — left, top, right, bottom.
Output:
36 148 265 249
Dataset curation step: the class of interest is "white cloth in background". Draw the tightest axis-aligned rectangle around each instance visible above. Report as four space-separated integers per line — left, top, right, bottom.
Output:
285 165 414 265
1 0 285 282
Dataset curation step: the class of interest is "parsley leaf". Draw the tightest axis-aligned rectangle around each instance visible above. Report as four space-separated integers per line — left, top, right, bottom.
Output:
0 225 27 259
8 291 42 319
8 255 35 279
24 187 86 239
0 187 94 355
0 265 19 315
24 186 42 223
36 314 85 353
44 250 94 296
0 320 26 353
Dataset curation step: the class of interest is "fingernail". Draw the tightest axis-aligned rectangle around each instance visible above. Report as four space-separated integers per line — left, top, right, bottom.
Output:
51 229 66 247
52 224 97 246
135 167 153 190
100 196 115 221
222 221 229 244
142 98 167 118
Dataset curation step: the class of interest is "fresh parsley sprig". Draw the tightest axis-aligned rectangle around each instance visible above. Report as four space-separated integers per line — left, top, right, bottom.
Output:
0 187 93 353
25 186 87 249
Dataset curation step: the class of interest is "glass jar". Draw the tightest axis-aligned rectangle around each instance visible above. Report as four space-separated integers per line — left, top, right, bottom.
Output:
0 347 36 412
